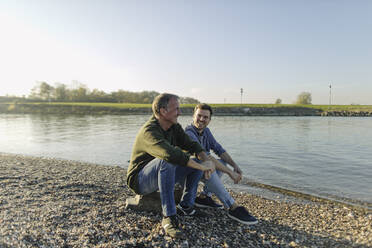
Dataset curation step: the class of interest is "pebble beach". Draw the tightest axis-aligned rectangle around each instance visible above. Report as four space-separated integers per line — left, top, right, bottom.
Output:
0 153 371 248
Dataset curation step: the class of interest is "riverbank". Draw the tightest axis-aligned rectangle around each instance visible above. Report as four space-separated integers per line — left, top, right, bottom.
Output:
1 102 372 116
1 153 371 247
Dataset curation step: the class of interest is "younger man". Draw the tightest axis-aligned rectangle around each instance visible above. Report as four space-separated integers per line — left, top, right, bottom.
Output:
185 103 258 225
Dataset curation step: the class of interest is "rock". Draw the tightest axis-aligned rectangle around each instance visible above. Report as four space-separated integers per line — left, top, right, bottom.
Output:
125 188 183 213
289 241 298 247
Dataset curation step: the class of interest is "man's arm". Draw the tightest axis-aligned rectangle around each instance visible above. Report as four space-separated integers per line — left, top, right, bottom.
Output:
142 123 204 168
183 127 216 178
204 128 242 176
196 150 209 162
186 156 215 180
220 152 243 175
209 155 241 184
197 151 216 179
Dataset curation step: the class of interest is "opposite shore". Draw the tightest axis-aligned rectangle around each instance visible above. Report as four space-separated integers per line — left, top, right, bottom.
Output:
1 102 372 117
1 153 371 247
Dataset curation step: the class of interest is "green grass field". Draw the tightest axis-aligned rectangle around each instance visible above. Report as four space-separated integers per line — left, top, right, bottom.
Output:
7 102 372 112
208 103 372 112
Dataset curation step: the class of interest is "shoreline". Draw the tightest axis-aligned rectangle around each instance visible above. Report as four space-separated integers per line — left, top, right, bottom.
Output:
1 153 371 247
2 102 372 117
228 179 372 213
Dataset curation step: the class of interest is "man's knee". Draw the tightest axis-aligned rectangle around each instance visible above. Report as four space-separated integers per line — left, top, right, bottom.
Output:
159 160 177 173
206 170 221 182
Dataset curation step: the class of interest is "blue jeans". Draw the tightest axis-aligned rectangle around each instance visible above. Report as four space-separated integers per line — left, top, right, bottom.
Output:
200 159 235 208
137 158 203 217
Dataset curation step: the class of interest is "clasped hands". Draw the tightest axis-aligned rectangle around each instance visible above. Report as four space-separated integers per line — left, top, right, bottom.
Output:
201 160 215 180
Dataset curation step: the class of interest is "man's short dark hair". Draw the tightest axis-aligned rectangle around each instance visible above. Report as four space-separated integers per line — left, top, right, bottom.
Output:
194 103 213 117
152 93 179 117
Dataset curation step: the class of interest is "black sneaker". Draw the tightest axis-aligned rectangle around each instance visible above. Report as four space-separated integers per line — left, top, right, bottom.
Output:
227 206 258 225
195 196 223 209
176 204 208 218
162 215 183 238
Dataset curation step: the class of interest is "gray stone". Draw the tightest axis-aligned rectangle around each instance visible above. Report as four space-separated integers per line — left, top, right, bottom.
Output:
125 188 184 213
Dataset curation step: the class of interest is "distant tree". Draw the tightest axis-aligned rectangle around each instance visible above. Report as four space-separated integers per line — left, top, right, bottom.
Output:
68 82 89 102
180 97 200 104
138 91 159 103
76 86 89 101
27 83 200 104
89 89 113 102
111 90 160 103
111 90 133 103
40 82 54 101
29 81 54 101
275 98 282 104
295 92 312 105
53 83 69 101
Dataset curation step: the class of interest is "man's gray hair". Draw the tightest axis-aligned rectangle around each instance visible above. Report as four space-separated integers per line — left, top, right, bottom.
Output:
152 93 179 117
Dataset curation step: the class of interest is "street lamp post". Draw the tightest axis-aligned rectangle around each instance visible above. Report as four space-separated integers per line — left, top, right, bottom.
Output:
240 88 243 104
329 84 332 110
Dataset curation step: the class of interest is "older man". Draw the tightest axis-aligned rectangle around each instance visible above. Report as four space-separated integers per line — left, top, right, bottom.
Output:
127 94 215 238
185 103 258 225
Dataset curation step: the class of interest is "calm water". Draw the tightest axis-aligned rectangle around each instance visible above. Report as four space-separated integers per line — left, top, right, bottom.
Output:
1 114 371 208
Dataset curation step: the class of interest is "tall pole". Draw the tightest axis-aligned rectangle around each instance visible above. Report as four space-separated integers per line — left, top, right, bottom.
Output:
240 88 243 104
329 84 332 110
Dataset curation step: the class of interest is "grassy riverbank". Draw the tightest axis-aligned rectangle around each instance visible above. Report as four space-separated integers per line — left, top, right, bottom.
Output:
1 153 371 247
2 102 372 116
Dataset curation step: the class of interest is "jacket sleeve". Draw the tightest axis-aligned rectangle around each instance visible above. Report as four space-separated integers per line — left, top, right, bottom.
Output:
175 124 204 156
185 128 201 144
141 125 191 167
206 129 226 156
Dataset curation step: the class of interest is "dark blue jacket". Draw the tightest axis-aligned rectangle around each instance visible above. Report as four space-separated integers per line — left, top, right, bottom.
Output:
185 124 226 156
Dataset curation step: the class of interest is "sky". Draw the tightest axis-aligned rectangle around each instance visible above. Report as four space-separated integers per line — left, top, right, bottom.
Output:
0 0 371 104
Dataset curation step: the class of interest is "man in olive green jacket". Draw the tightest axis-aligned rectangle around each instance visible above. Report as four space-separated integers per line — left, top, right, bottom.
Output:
127 93 215 238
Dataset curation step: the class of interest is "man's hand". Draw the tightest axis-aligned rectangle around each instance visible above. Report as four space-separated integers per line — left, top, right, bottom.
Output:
201 160 215 180
229 171 242 184
234 165 243 175
186 158 215 179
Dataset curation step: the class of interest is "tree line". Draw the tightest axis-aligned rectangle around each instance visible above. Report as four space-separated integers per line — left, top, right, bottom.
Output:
1 81 313 105
7 81 200 104
274 92 312 105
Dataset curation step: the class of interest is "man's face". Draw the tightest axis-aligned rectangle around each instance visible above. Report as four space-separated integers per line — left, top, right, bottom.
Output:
162 97 181 125
193 108 211 131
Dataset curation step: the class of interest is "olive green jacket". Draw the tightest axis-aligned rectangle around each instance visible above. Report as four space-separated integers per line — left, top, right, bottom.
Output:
126 115 204 193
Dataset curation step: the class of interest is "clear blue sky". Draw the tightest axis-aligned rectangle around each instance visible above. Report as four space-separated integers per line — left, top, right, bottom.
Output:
1 0 371 104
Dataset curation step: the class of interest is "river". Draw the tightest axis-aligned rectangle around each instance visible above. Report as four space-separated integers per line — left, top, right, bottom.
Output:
1 114 371 209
